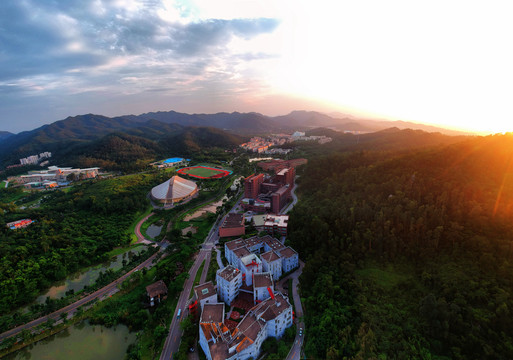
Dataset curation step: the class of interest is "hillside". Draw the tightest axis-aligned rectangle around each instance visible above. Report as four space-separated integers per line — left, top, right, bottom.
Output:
0 110 469 168
0 131 13 142
54 126 244 172
289 133 513 359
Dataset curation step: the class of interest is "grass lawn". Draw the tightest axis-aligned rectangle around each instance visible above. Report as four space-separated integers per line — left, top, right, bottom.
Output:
178 166 229 179
105 243 145 258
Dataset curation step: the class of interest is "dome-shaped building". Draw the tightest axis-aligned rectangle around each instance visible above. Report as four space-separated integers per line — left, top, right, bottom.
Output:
150 175 198 205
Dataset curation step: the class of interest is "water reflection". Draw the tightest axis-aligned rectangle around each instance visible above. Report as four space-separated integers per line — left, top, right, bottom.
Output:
5 321 136 360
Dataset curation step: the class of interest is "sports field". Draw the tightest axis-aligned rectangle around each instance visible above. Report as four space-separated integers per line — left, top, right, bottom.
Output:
177 166 231 179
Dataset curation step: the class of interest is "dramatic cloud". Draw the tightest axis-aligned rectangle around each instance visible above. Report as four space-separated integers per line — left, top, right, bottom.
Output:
0 0 281 131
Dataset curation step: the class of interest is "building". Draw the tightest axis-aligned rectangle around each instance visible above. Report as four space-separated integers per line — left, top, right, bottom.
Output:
151 157 188 168
260 250 282 280
6 219 34 230
11 166 100 185
257 158 308 173
244 174 264 199
279 247 299 273
253 214 289 236
199 292 293 360
219 213 245 238
239 254 262 286
225 235 299 281
150 175 198 205
146 280 168 307
216 265 242 306
253 272 274 303
194 282 218 310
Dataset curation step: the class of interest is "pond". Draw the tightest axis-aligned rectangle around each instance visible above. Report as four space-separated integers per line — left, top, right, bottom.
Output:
5 320 136 360
146 224 162 239
35 246 147 303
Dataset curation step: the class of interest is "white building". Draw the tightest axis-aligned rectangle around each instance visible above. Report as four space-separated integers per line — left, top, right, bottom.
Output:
194 282 218 310
239 254 262 287
199 292 293 360
278 247 299 273
216 265 241 306
260 250 282 280
224 235 299 282
253 272 274 303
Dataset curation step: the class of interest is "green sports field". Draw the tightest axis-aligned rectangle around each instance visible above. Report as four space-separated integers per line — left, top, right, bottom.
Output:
180 166 225 177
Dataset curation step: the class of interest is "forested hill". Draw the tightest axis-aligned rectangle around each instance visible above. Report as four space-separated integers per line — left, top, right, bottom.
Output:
59 127 244 172
0 131 13 142
289 133 513 359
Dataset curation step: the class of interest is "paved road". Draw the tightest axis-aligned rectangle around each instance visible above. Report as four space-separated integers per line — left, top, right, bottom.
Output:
276 261 305 360
0 251 160 342
159 249 210 360
160 192 242 359
282 182 298 215
135 212 155 243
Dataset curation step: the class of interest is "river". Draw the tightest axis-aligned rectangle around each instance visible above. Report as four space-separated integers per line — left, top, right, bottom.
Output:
5 320 136 360
35 246 147 303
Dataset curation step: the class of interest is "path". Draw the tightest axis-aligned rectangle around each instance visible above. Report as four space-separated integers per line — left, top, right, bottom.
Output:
135 212 155 244
0 251 160 342
159 249 210 360
276 261 305 360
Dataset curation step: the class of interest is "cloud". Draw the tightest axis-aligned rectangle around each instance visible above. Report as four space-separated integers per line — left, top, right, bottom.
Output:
0 0 282 131
0 1 279 81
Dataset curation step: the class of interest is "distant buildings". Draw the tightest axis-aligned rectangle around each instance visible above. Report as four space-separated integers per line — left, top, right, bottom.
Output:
9 166 100 187
150 157 188 168
257 158 307 172
242 167 296 214
219 213 245 238
252 214 289 236
6 219 34 230
19 152 52 166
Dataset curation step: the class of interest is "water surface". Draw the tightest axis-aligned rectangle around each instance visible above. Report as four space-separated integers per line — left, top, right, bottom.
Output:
5 320 136 360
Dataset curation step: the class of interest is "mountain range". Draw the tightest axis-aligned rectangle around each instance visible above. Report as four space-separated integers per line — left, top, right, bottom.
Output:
0 110 471 169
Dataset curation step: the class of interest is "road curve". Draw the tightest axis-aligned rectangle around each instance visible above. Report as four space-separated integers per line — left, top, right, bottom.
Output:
135 212 155 243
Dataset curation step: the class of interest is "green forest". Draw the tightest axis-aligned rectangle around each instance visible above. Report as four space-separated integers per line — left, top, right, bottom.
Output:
0 172 169 315
289 134 513 359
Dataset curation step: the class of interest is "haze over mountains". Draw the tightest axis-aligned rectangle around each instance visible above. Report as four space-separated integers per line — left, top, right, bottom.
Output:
0 109 471 169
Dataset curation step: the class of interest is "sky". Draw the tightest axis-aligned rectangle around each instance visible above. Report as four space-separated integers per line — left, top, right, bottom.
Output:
1 0 512 134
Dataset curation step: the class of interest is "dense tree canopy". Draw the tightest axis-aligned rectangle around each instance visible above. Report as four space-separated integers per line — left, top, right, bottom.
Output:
289 134 513 359
0 173 166 313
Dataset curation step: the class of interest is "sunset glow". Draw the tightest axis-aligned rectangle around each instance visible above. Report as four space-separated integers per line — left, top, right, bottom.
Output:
1 0 512 133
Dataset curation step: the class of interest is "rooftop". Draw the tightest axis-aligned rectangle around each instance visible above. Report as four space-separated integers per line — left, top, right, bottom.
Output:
253 292 290 322
279 246 298 259
233 246 251 259
264 214 289 228
225 238 246 251
146 280 168 298
201 303 225 323
241 254 261 266
194 281 216 301
221 213 244 229
264 236 285 251
217 265 241 282
260 250 281 263
252 214 267 227
253 272 273 289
